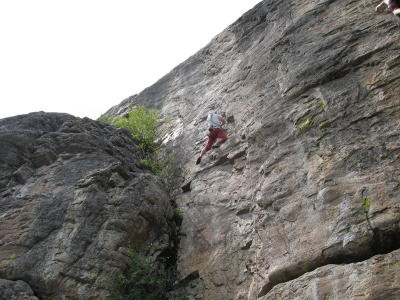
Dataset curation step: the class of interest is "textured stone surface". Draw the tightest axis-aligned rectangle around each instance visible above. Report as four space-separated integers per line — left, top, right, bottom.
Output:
106 0 400 299
0 279 38 300
264 249 400 300
0 112 175 299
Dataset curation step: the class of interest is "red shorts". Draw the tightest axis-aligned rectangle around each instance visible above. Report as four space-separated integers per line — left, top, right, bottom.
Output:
205 128 228 151
390 0 400 10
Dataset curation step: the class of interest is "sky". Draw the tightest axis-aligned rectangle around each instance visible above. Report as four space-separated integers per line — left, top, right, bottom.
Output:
0 1 260 120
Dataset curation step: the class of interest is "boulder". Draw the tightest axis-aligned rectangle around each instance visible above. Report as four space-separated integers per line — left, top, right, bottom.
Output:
0 112 175 299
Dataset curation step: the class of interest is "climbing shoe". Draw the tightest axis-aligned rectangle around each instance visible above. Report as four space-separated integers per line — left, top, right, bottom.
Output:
212 145 220 149
196 157 201 165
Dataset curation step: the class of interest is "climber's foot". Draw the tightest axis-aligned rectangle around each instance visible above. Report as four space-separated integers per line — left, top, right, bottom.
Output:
196 157 202 165
212 145 220 149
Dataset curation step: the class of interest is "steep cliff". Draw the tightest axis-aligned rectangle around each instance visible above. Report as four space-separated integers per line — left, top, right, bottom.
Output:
106 0 400 299
0 112 177 299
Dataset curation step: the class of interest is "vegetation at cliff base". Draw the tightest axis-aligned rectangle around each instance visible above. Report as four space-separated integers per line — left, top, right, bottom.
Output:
106 250 187 300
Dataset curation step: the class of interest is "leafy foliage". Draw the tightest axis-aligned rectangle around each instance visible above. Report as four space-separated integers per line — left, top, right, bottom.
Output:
158 153 187 193
317 100 326 110
106 250 187 300
361 197 372 214
298 117 313 133
141 153 187 193
98 114 113 124
106 251 168 300
361 197 374 231
111 106 159 153
318 120 331 132
172 208 184 226
99 106 186 192
393 262 400 267
140 156 161 174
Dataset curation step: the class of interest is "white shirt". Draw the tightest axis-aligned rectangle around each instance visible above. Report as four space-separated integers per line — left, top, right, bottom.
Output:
207 112 222 128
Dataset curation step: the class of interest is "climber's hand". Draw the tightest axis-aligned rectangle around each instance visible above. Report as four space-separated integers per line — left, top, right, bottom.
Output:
376 2 387 13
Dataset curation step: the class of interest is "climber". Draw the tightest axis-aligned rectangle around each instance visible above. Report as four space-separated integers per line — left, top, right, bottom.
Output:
376 0 400 17
196 111 228 165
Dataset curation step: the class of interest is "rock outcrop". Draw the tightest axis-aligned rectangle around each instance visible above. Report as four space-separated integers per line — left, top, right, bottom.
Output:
106 0 400 299
0 112 176 299
0 279 39 300
266 249 400 300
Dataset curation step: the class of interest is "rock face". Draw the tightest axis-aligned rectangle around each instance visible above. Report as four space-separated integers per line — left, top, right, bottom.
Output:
265 249 400 300
0 112 176 299
106 0 400 299
0 279 39 300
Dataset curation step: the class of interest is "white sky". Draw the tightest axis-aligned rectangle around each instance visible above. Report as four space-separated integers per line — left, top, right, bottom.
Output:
0 1 260 120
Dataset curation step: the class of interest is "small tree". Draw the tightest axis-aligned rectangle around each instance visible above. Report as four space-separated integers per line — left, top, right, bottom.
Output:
106 251 173 300
111 106 159 153
100 106 185 192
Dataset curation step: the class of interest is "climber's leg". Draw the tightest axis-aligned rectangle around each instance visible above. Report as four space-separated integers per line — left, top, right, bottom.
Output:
196 132 217 164
212 129 228 148
376 2 388 13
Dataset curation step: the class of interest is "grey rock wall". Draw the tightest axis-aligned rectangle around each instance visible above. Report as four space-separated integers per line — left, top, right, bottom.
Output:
0 112 176 299
265 249 400 300
0 279 38 300
106 0 400 299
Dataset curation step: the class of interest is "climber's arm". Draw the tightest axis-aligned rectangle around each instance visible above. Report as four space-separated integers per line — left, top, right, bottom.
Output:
219 116 227 126
376 1 388 13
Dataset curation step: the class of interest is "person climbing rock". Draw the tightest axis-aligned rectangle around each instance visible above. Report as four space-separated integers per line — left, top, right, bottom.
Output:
196 111 228 165
376 0 400 17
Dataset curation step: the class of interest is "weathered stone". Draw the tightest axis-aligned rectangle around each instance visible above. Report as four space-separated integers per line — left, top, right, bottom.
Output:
317 186 342 204
0 112 176 299
105 0 400 298
0 279 38 300
264 249 400 300
2 0 400 298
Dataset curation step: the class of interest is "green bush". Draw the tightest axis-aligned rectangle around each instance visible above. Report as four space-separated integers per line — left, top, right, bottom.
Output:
361 197 372 214
140 156 161 174
361 197 374 231
106 250 168 300
106 250 187 300
298 117 313 133
98 114 113 124
111 106 159 153
158 153 187 193
100 106 186 192
141 153 186 193
173 208 184 226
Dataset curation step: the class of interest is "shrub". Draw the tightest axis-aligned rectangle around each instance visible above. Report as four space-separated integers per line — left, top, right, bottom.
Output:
98 114 113 124
140 155 161 174
318 120 331 132
361 197 372 214
100 106 186 192
111 106 159 153
361 197 374 231
298 117 313 133
158 153 187 193
317 100 326 110
140 153 187 193
106 250 187 300
173 208 184 226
